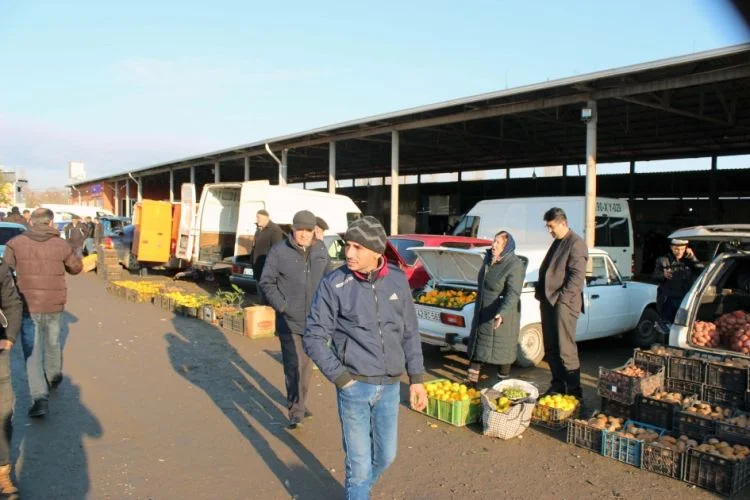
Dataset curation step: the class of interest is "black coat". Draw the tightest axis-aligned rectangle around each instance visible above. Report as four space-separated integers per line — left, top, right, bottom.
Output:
259 235 331 335
652 253 703 299
467 251 526 365
251 221 284 281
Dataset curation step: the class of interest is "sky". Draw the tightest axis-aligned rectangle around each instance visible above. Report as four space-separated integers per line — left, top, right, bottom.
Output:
0 0 748 188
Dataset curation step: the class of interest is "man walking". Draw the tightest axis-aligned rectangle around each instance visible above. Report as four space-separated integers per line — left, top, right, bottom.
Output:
5 208 83 418
304 216 428 499
652 238 703 334
63 215 88 257
251 209 283 304
83 216 97 256
535 207 588 398
260 210 331 430
0 254 23 498
22 210 30 226
3 208 25 227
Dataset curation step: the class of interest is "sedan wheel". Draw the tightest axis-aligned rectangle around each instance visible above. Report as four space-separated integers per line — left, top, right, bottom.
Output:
630 308 661 347
516 323 545 367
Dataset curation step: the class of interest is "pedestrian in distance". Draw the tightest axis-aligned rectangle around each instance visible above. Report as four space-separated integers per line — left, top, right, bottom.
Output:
22 210 30 226
465 231 526 387
83 216 97 256
251 209 283 304
0 254 24 498
259 210 332 430
535 207 588 399
63 215 88 258
3 207 26 228
652 238 703 335
4 208 83 418
304 215 428 499
314 216 328 241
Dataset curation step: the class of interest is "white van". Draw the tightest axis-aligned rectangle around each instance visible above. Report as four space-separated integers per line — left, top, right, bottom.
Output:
40 204 115 236
176 181 362 269
452 196 634 278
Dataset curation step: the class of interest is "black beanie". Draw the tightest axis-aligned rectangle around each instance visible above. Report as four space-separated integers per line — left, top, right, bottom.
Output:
345 216 387 254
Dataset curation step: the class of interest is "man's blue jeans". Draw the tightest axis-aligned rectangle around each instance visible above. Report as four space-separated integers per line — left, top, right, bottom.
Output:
21 313 63 401
337 381 400 500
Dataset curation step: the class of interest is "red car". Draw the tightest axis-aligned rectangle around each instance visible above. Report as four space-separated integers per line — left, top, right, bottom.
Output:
384 234 492 289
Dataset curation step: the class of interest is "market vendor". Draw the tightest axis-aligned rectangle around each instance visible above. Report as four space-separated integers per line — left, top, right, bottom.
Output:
653 238 704 334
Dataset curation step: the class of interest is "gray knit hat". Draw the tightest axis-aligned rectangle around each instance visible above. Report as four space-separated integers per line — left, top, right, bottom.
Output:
345 216 387 254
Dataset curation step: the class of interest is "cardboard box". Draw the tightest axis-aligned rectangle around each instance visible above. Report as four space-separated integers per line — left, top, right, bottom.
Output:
243 306 276 339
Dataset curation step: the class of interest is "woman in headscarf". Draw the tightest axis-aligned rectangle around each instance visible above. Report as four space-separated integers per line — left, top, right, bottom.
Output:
465 231 527 387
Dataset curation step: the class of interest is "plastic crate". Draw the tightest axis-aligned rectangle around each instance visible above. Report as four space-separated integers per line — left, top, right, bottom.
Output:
532 401 580 430
633 348 671 377
706 361 748 393
421 379 481 427
600 397 636 420
641 435 686 479
675 411 717 441
684 445 750 496
597 364 664 405
669 357 705 383
566 417 603 453
601 420 666 467
715 412 750 446
637 395 680 430
665 378 704 399
703 386 745 410
223 314 244 335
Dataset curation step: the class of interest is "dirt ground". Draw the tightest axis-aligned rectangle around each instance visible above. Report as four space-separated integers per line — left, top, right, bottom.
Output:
6 272 722 499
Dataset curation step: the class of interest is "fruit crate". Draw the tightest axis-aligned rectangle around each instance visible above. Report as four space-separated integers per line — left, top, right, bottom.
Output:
636 395 681 431
706 361 748 393
600 397 636 420
633 348 671 377
601 420 666 467
423 397 481 427
703 386 745 410
532 401 580 430
223 314 244 335
684 444 750 496
669 356 705 383
597 364 664 405
184 306 199 318
641 434 686 479
566 415 603 453
715 411 750 446
159 295 171 311
665 378 704 399
675 411 717 441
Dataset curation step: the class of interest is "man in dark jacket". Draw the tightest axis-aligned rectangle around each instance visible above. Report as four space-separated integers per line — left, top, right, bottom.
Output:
3 207 26 227
314 216 328 241
304 216 427 498
259 210 331 430
5 208 83 418
652 238 703 333
0 256 23 497
535 207 588 398
64 215 88 257
252 209 284 304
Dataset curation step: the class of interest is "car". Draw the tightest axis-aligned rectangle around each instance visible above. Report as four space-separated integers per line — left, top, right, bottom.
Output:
411 245 660 367
230 234 347 291
384 234 492 289
668 224 750 359
0 222 26 257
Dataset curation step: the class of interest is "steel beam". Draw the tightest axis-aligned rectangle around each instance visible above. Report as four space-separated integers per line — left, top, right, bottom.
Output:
280 149 288 186
169 169 174 203
391 131 399 235
244 156 250 181
329 141 336 194
584 100 597 250
214 161 220 183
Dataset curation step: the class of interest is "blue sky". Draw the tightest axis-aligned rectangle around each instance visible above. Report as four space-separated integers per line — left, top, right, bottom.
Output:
0 0 747 188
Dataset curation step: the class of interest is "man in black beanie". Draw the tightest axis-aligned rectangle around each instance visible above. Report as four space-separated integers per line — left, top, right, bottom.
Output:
304 215 427 498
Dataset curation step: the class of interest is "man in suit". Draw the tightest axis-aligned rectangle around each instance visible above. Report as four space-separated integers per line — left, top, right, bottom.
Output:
535 207 588 398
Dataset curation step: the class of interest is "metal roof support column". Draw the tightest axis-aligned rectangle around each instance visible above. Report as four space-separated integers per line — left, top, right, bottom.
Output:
584 100 598 249
114 181 119 216
125 180 131 218
137 177 143 202
279 149 288 186
169 169 174 203
214 161 220 183
628 160 635 201
561 164 567 195
505 168 510 198
390 131 400 235
710 155 718 220
244 156 250 181
328 141 336 194
190 165 195 185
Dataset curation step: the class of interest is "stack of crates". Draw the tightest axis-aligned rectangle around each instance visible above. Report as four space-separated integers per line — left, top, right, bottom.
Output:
96 247 123 281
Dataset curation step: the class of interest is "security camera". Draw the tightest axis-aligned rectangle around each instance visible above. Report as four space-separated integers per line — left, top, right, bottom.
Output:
581 108 593 122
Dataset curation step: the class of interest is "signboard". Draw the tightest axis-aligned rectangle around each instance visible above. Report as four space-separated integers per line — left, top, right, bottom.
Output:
68 161 86 182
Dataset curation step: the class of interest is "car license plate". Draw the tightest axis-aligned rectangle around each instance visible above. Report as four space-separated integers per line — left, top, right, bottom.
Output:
416 307 441 322
243 268 253 276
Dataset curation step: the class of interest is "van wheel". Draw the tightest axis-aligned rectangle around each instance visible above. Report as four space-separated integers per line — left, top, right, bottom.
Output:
631 308 661 347
516 323 545 367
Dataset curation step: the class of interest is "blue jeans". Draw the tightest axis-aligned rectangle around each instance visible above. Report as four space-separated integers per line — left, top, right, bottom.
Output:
337 381 400 500
21 313 63 401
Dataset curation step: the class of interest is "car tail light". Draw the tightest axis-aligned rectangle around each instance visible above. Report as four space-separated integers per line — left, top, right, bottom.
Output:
103 237 114 250
170 238 176 255
231 265 242 275
440 313 465 327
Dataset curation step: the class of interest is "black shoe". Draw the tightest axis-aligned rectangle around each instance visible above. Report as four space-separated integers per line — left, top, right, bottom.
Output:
287 420 304 430
541 382 566 398
48 375 63 391
304 410 313 419
29 399 48 418
565 369 583 400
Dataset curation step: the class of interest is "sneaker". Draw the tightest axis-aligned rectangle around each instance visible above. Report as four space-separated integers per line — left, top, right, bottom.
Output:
48 375 63 391
304 410 313 419
287 420 304 431
28 399 48 418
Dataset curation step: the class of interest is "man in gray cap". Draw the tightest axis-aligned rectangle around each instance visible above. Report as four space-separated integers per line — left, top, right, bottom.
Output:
259 210 331 430
652 238 703 334
314 216 328 241
303 216 427 498
251 209 283 304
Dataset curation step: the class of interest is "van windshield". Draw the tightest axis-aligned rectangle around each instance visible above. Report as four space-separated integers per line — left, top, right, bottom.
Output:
347 212 361 225
595 216 630 247
452 215 480 238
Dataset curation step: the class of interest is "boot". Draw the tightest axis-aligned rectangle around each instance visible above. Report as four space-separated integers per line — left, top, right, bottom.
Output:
0 464 18 496
541 381 566 398
565 369 583 400
29 398 48 418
